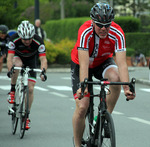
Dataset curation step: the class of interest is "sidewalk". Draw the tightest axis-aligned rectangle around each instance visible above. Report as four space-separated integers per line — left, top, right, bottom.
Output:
1 65 150 86
128 66 150 86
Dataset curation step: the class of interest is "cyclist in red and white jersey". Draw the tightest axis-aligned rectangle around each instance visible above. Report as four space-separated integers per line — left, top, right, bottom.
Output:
7 20 47 130
71 2 135 147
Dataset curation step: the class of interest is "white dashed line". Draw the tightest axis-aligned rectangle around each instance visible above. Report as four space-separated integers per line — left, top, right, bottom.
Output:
47 85 72 91
128 117 150 125
50 92 68 97
35 86 49 91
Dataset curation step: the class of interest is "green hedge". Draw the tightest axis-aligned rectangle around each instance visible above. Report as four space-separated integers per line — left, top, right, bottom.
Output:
44 16 141 42
45 38 75 64
44 17 90 42
114 16 141 33
125 33 150 56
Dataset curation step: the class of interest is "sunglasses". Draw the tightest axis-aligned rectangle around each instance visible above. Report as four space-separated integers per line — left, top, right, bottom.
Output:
94 21 112 28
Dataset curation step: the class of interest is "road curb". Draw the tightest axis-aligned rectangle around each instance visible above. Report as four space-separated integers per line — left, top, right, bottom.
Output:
135 79 150 86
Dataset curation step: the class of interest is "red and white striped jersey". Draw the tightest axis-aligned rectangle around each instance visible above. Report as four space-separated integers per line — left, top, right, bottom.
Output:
71 20 126 68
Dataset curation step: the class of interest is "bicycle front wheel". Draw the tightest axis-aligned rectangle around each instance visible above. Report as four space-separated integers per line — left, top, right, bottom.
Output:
11 85 20 135
98 111 116 147
82 105 94 147
11 104 18 135
19 86 29 139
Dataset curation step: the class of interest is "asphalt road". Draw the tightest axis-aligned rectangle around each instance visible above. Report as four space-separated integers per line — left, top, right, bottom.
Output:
0 72 150 147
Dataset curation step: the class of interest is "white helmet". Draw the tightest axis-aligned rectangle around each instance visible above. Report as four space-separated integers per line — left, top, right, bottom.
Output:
17 20 35 39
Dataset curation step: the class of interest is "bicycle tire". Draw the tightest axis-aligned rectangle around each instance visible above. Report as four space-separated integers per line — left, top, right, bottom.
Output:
98 111 116 147
11 104 18 135
82 98 94 147
11 84 20 135
19 86 29 139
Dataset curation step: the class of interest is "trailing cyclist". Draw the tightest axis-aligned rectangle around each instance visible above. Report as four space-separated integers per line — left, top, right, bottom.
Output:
71 2 136 147
0 25 10 72
7 20 48 130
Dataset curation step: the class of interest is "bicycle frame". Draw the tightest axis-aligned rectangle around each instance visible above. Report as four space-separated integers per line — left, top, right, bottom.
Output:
81 78 136 147
15 67 42 108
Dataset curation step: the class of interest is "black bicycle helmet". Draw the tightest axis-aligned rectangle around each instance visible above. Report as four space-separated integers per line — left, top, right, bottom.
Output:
90 2 114 23
0 25 9 34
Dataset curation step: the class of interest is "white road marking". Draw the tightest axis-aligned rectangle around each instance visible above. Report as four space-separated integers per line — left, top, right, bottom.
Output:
0 85 10 90
140 88 150 92
0 76 10 80
112 111 124 115
47 85 72 91
35 86 49 91
128 117 150 125
61 77 71 80
50 92 68 97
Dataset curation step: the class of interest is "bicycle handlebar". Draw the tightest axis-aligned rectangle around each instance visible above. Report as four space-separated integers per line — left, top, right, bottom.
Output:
7 66 47 81
80 78 136 101
0 42 8 47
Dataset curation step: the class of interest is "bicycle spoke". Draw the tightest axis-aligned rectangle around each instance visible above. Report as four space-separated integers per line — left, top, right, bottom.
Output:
19 87 29 139
98 112 116 147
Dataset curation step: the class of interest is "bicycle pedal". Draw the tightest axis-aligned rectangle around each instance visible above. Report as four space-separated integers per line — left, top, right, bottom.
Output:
8 106 15 114
8 110 12 115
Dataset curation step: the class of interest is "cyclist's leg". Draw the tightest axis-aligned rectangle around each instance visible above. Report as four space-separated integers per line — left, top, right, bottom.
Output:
8 56 22 103
11 56 23 85
0 55 3 72
94 58 121 113
28 80 36 111
22 55 37 112
71 61 90 147
102 60 121 113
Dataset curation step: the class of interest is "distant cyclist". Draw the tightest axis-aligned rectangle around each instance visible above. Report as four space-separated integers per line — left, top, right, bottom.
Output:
71 2 136 146
7 20 48 130
0 25 10 72
131 51 147 67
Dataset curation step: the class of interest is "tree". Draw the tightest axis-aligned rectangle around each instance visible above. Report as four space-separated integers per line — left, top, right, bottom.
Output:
131 0 150 17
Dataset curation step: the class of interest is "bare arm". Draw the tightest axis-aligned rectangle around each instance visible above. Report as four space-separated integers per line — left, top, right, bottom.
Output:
7 53 14 71
76 49 89 98
116 51 129 84
78 50 89 82
39 56 48 71
116 51 135 100
39 56 48 81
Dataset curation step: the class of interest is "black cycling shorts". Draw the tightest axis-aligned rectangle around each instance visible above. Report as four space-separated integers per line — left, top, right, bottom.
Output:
14 54 38 80
71 57 117 97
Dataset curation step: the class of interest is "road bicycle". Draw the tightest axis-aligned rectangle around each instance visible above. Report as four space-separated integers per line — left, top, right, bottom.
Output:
79 78 135 147
8 66 47 139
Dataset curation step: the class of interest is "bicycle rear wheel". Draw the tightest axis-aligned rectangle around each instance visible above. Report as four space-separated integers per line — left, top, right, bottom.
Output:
98 111 116 147
19 86 29 139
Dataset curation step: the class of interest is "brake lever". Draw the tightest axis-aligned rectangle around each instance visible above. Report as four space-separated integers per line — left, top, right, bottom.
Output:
126 78 136 101
79 78 88 100
41 68 47 81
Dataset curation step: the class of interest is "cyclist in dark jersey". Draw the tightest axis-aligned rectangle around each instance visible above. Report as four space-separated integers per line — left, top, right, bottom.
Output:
71 3 135 146
7 20 48 130
0 25 10 72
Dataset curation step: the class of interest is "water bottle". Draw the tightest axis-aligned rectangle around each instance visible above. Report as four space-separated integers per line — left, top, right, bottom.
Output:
92 116 97 134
